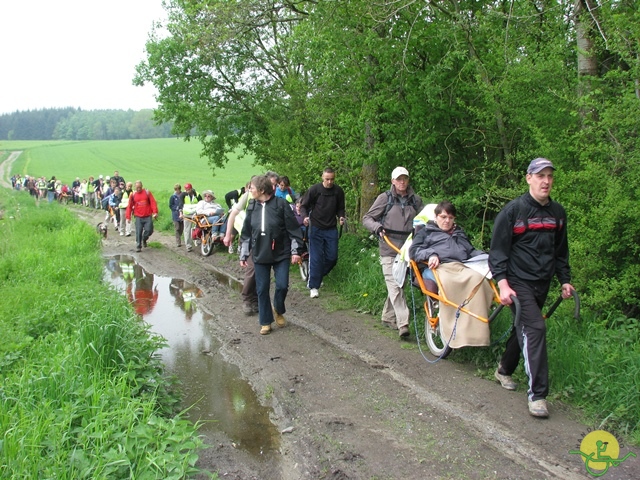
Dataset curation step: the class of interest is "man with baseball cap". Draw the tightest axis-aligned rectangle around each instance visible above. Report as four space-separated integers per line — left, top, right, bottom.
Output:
363 166 423 337
489 157 575 418
178 183 202 252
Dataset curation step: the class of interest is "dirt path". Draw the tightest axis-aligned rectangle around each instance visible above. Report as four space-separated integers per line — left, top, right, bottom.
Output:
0 151 22 188
79 207 638 480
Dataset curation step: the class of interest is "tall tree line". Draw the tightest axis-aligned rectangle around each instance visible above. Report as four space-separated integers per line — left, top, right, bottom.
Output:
135 0 640 317
0 108 174 140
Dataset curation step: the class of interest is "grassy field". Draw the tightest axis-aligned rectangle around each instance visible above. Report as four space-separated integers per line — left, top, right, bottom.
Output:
1 138 263 196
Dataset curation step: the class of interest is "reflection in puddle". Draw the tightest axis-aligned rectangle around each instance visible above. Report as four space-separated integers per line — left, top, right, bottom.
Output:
104 255 280 458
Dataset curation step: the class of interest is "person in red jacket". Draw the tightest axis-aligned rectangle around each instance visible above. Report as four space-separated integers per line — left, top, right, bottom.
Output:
126 180 158 252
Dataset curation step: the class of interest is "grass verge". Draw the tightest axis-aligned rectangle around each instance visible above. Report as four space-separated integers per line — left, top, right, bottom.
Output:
0 189 211 479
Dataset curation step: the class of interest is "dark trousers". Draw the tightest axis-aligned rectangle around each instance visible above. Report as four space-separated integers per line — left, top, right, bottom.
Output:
498 278 550 401
242 254 258 306
173 220 184 245
135 216 154 248
308 226 339 289
254 258 290 326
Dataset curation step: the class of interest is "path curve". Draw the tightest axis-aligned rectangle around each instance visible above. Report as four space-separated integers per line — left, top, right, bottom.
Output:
0 151 22 188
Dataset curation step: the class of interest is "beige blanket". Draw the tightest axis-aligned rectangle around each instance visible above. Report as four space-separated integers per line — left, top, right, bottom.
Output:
435 262 494 348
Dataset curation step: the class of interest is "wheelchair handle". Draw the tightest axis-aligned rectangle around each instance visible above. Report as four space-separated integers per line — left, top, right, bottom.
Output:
544 289 580 321
490 296 521 327
510 295 522 329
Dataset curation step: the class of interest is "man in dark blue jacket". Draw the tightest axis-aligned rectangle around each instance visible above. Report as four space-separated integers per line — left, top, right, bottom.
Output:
489 158 575 418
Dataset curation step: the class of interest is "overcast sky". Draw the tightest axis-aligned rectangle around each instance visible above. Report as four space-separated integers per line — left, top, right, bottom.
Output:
0 0 166 115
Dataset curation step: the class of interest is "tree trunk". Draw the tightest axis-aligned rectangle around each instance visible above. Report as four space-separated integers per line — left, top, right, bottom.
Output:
359 121 379 221
575 0 599 122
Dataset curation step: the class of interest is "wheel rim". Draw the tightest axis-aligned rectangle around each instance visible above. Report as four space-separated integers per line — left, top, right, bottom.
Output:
201 236 212 256
424 299 451 358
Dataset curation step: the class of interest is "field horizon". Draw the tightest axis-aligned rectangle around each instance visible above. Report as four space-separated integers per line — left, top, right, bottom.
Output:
1 138 263 195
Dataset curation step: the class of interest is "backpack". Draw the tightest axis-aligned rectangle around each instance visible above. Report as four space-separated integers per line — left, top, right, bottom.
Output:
379 190 419 235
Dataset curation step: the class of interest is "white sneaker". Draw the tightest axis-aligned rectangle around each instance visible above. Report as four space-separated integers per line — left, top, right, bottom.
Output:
228 245 234 254
310 288 319 298
528 399 549 418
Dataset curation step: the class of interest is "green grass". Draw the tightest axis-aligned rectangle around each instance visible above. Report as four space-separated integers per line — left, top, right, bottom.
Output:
0 189 209 478
1 138 262 195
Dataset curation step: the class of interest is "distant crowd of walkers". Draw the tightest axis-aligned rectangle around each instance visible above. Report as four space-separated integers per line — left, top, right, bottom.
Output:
11 171 128 208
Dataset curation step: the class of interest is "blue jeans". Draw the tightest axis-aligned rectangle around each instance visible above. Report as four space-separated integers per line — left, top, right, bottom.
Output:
308 226 338 289
254 258 290 326
206 215 227 235
421 268 436 283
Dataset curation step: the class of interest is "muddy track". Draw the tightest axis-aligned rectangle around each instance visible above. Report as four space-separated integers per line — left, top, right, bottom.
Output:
77 206 638 480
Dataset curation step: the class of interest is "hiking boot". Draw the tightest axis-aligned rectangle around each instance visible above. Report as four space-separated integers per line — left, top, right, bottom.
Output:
398 325 410 337
251 303 259 313
136 246 142 252
528 399 549 418
242 303 253 315
273 309 286 327
142 240 148 248
310 288 319 298
494 369 517 391
260 325 272 335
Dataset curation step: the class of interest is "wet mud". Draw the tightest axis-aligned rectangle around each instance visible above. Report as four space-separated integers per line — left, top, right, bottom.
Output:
79 207 640 480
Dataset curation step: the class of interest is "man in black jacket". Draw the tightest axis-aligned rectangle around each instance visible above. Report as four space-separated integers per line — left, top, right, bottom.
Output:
489 158 575 418
299 167 346 299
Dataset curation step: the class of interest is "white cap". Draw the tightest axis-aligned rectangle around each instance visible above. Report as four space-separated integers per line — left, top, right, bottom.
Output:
391 166 409 180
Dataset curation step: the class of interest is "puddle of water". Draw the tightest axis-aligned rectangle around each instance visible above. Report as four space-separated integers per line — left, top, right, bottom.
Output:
103 255 280 457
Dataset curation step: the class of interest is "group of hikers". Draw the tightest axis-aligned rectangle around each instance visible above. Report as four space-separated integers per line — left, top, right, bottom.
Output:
176 160 572 419
11 171 129 208
23 158 574 419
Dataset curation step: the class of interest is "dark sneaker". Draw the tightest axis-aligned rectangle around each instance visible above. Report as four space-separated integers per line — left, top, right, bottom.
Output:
494 369 517 391
398 326 410 337
142 240 148 248
528 399 549 418
136 246 142 252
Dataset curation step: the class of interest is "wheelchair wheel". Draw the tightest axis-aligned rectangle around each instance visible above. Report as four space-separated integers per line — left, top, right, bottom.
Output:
201 232 214 256
299 259 309 281
424 298 452 359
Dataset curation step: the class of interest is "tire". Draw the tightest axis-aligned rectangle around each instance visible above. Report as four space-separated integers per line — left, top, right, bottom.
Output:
299 259 309 281
201 232 214 256
424 298 452 359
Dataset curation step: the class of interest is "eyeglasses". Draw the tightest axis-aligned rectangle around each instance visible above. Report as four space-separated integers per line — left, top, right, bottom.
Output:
437 214 455 221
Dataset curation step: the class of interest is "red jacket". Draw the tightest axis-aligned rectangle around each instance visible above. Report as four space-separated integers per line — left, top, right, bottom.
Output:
126 189 158 220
